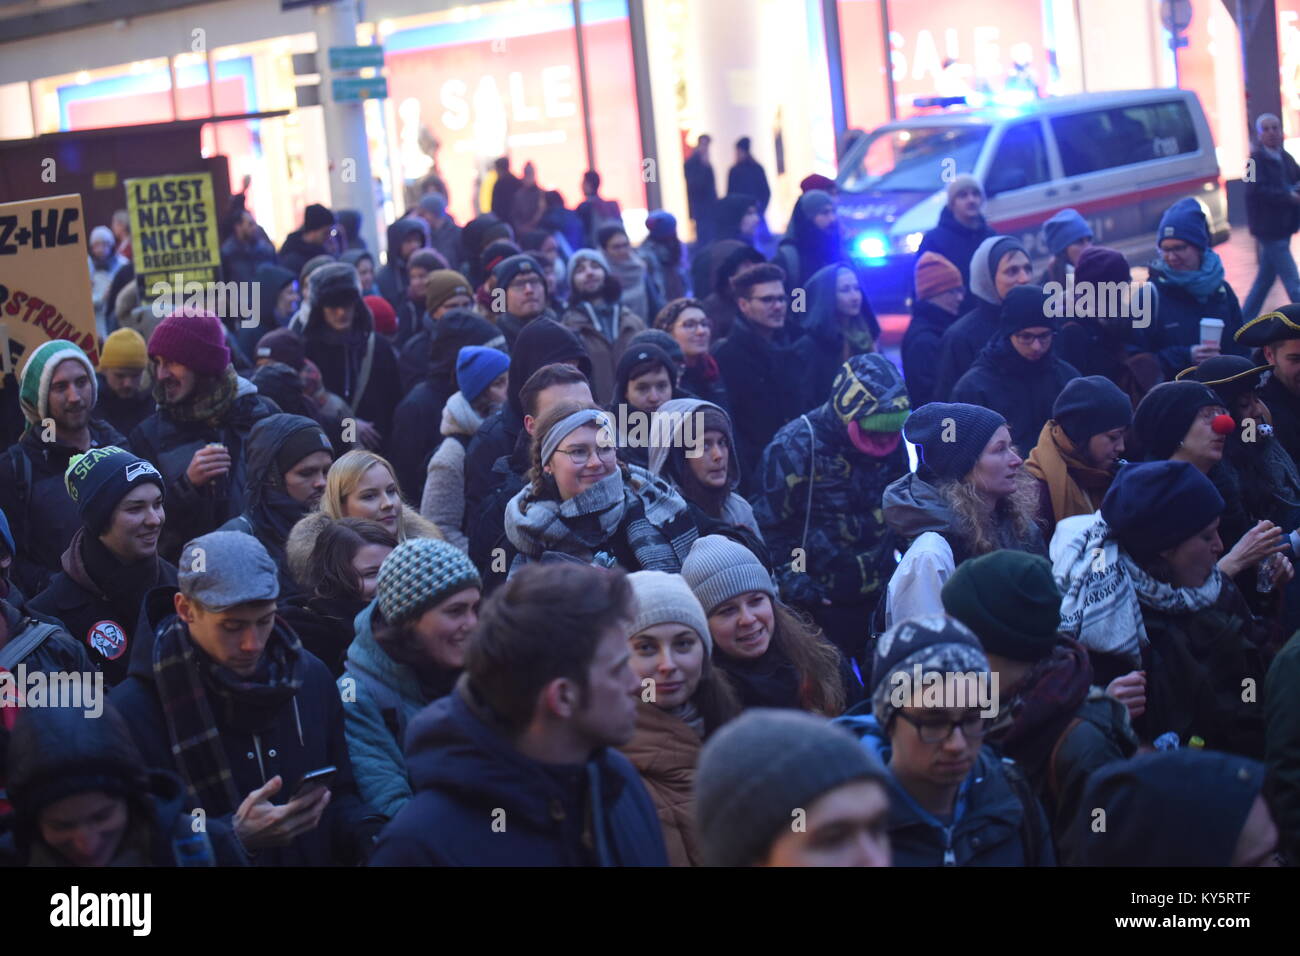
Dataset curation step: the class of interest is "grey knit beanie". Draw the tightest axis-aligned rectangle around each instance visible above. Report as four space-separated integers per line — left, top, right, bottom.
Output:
626 571 712 655
376 538 482 626
679 534 774 615
695 709 889 867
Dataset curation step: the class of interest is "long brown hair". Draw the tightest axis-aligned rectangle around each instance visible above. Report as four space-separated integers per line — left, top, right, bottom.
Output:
694 654 743 736
771 601 848 717
940 467 1041 556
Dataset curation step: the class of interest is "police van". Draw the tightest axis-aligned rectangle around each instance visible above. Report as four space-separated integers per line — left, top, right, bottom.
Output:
836 88 1229 310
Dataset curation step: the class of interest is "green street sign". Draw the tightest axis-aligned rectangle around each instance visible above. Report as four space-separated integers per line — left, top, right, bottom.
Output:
329 45 385 70
332 76 388 102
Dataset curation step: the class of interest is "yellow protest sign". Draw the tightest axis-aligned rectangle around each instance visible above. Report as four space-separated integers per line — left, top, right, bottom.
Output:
125 172 221 301
0 193 99 375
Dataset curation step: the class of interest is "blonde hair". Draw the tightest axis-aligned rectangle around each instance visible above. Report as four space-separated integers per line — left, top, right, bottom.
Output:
322 449 443 543
940 467 1040 556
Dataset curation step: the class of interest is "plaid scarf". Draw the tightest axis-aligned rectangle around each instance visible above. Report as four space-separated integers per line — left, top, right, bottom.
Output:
153 616 304 815
505 464 697 571
991 638 1094 770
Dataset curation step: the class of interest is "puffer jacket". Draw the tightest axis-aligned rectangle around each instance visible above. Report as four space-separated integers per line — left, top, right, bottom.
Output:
838 709 1055 866
617 701 703 867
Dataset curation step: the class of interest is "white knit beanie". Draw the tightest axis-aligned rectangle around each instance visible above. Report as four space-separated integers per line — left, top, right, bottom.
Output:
626 570 712 655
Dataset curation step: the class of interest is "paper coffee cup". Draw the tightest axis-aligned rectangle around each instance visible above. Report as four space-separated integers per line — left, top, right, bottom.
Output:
1200 317 1224 348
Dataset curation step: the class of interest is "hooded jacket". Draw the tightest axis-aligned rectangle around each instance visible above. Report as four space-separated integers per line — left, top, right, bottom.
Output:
391 311 503 501
0 418 127 596
694 240 764 343
302 295 402 448
368 679 669 866
950 339 1081 454
754 357 909 610
238 264 296 361
560 297 646 406
916 206 996 313
2 701 246 866
277 230 333 278
932 236 1027 402
376 216 432 312
793 262 881 411
902 299 961 409
111 600 380 866
464 320 593 572
839 710 1055 866
617 701 704 867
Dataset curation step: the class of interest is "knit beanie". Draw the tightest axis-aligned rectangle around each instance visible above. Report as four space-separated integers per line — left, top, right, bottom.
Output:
98 328 148 371
456 346 510 403
376 537 482 626
425 269 473 314
941 551 1062 663
1175 355 1271 410
970 235 1029 305
18 340 98 425
1052 375 1133 446
311 262 363 309
90 225 116 250
1101 459 1225 562
829 353 910 432
408 249 447 274
798 189 835 217
272 418 333 482
302 203 335 232
626 570 712 655
616 343 679 395
492 253 545 291
255 328 306 371
1042 208 1093 257
147 310 230 378
946 174 983 203
364 295 397 337
999 284 1055 336
300 254 337 287
800 173 836 194
914 251 963 300
567 247 611 285
645 210 678 239
1132 381 1224 461
1157 197 1210 252
903 402 1007 480
64 446 164 536
870 614 990 725
628 329 684 368
680 534 775 615
1073 245 1132 287
695 709 889 867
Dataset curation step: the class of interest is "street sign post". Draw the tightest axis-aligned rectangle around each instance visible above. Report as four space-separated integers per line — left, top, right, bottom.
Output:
331 76 388 102
329 46 385 70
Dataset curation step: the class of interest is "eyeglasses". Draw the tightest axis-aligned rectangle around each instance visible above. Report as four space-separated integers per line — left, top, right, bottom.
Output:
555 444 618 466
1012 330 1055 346
508 276 544 291
677 318 709 332
895 711 988 744
748 294 787 307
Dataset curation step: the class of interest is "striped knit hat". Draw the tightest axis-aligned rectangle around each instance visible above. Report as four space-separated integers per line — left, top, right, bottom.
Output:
19 340 98 425
376 538 482 626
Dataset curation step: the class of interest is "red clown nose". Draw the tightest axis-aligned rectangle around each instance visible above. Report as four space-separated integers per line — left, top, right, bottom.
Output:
1211 413 1236 436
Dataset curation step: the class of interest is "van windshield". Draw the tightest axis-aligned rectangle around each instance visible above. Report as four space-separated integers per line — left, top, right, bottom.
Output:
842 125 990 193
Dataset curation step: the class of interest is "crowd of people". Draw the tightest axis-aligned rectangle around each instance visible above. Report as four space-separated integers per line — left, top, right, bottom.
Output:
2 126 1299 869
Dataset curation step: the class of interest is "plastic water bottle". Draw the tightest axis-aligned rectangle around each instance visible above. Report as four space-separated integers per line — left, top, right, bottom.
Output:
1258 557 1276 594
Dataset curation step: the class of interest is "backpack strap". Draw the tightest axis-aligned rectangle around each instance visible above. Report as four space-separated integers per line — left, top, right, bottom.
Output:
0 618 62 673
1000 757 1044 866
799 415 816 553
1046 716 1086 801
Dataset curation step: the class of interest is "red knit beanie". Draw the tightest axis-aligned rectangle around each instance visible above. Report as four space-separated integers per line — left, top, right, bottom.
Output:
147 309 231 378
364 295 397 336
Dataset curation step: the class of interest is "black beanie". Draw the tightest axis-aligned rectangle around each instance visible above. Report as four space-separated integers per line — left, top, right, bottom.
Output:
942 550 1062 662
303 203 335 232
492 253 544 291
903 402 1007 480
1132 381 1223 461
1101 459 1225 561
615 343 678 399
274 420 333 482
1053 375 1133 446
65 446 165 536
999 284 1055 336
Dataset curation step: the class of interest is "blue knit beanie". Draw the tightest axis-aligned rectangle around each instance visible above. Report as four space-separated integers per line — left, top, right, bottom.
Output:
1042 208 1093 257
1157 197 1210 252
903 402 1008 480
1101 460 1225 562
376 538 482 626
456 346 510 403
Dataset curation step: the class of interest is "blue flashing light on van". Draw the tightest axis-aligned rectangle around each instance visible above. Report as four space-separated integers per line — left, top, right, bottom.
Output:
835 89 1228 312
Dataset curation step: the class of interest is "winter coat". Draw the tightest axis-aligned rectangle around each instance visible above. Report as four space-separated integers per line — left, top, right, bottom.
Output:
711 316 807 492
792 262 880 411
950 338 1081 454
28 531 178 688
882 470 1047 626
1210 428 1300 565
678 357 730 411
840 710 1056 866
1264 628 1300 865
111 604 380 866
1261 374 1300 465
369 680 669 866
1055 316 1162 408
421 393 481 550
716 636 864 715
375 217 432 312
94 377 156 441
0 418 128 596
1 702 246 867
277 230 331 278
933 298 1001 404
339 602 444 821
1144 266 1248 379
684 153 717 228
618 701 704 866
303 301 402 451
129 379 279 563
1246 145 1300 240
916 207 996 314
220 233 278 285
237 264 296 361
754 400 908 611
560 302 645 405
901 299 960 409
276 591 366 680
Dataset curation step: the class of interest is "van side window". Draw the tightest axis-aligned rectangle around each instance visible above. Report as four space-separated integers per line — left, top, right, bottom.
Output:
986 121 1050 195
1052 101 1197 176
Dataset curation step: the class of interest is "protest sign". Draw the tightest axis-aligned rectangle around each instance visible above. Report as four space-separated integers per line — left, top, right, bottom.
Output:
126 172 221 302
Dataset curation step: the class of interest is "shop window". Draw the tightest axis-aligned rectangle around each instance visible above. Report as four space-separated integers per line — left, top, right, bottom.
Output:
1051 101 1196 177
986 120 1048 195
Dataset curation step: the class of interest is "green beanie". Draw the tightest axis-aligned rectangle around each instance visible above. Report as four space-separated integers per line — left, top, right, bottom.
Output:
940 550 1062 662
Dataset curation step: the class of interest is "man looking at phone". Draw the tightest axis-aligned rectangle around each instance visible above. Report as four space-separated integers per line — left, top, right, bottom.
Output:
369 562 668 866
112 531 381 865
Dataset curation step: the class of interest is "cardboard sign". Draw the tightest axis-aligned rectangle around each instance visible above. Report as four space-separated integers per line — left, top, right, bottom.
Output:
0 193 99 375
125 172 221 302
